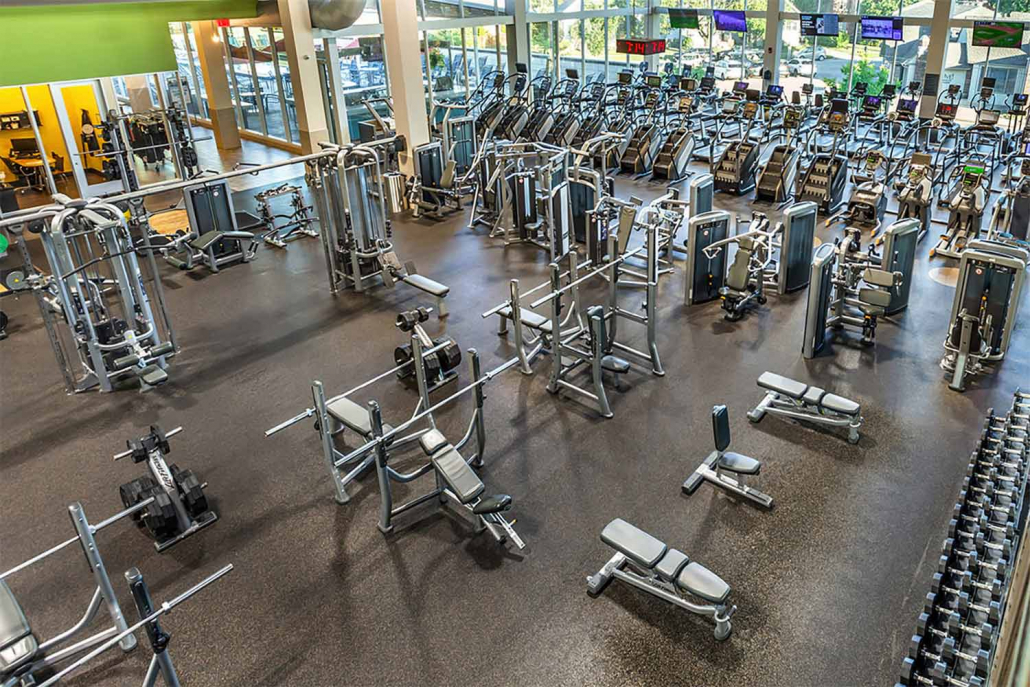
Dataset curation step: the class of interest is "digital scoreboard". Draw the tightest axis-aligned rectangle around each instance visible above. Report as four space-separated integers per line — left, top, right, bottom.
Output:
615 39 667 56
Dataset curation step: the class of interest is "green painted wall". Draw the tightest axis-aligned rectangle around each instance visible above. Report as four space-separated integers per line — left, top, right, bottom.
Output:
0 1 257 87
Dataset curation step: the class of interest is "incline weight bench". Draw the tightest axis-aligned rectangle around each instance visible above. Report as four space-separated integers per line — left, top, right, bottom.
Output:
747 371 863 444
683 405 773 508
587 519 736 640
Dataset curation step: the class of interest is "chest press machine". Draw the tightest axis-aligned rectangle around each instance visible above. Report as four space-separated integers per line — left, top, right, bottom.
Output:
0 500 232 687
306 143 451 318
683 203 818 319
802 219 920 358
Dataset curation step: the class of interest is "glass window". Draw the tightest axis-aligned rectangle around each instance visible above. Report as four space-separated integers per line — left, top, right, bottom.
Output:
530 0 556 11
186 23 209 118
559 19 583 78
226 27 263 134
425 29 466 101
272 28 300 143
584 17 607 84
530 22 553 79
607 15 630 81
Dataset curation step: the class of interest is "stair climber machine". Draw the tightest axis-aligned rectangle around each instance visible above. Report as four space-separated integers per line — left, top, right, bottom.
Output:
493 64 531 141
931 161 989 260
651 79 697 183
522 76 555 142
472 72 509 139
940 240 1027 391
797 97 850 215
620 76 664 177
829 149 892 242
570 80 610 149
544 72 583 147
755 104 804 206
987 147 1030 246
893 151 935 242
712 89 762 195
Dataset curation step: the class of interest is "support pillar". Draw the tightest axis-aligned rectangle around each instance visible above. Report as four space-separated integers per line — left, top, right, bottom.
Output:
278 0 330 153
762 0 783 87
124 75 155 113
382 0 430 176
918 0 952 120
645 3 660 73
193 20 241 150
505 0 529 80
323 38 350 144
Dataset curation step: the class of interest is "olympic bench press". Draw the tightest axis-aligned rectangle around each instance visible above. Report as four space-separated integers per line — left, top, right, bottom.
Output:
587 519 736 640
747 372 863 444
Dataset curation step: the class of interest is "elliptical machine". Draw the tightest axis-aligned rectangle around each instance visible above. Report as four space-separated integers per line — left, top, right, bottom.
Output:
712 89 762 195
756 104 803 205
987 153 1030 246
831 149 891 240
894 151 935 243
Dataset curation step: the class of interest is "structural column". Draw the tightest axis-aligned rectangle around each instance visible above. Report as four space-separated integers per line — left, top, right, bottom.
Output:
123 75 154 113
918 0 952 120
277 0 330 153
762 0 784 87
193 20 241 150
382 0 430 176
505 0 529 79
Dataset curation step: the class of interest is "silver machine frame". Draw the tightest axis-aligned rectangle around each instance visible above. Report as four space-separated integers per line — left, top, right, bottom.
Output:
0 196 176 393
747 376 864 444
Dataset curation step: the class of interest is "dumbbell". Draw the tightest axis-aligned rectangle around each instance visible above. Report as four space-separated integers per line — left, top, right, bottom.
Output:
945 611 995 653
928 660 985 687
974 531 1013 561
952 499 1015 529
928 585 998 635
941 637 991 680
961 471 1019 504
899 655 936 686
934 562 1004 607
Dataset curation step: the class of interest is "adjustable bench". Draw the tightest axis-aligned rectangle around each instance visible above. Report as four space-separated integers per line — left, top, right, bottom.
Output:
586 518 736 640
747 371 863 444
684 405 773 508
0 580 38 682
416 430 525 550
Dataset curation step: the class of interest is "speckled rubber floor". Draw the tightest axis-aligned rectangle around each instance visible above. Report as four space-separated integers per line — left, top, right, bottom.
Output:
0 164 1026 687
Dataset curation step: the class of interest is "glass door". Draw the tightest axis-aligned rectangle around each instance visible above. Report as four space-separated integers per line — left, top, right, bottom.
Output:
50 81 123 197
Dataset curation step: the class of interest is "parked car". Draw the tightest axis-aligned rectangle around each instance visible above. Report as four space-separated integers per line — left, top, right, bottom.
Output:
782 58 815 78
797 46 828 61
711 59 744 80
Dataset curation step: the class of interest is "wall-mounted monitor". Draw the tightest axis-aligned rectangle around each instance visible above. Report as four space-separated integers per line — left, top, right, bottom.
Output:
860 16 904 41
972 21 1025 48
669 8 700 30
713 10 747 33
800 13 839 37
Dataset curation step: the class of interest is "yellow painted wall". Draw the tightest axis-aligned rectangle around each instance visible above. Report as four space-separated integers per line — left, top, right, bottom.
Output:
57 84 106 173
0 86 72 179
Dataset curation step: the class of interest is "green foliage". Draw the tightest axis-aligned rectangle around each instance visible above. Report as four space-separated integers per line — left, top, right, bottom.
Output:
428 49 445 71
823 59 890 95
996 0 1030 14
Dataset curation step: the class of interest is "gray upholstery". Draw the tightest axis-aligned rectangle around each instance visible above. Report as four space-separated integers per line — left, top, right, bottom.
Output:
0 580 37 677
802 386 827 407
327 397 394 439
190 231 224 251
419 429 450 456
498 306 553 333
600 519 667 568
601 355 631 374
857 287 891 309
718 452 761 475
757 372 807 399
726 247 752 291
402 274 450 298
432 447 484 504
676 562 730 603
139 365 169 387
441 160 456 190
820 393 860 416
654 548 690 582
862 267 897 288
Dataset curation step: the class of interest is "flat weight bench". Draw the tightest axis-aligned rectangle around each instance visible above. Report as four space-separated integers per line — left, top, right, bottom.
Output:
418 430 525 549
586 518 736 640
684 405 773 508
747 371 863 444
327 396 395 441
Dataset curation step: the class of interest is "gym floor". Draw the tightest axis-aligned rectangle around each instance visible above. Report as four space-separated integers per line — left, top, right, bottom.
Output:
1 160 1027 687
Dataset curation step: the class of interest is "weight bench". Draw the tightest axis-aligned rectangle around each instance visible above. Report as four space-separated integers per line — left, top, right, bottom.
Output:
747 371 863 444
327 396 395 441
417 429 525 549
0 579 38 682
381 255 450 318
586 518 736 640
684 405 773 508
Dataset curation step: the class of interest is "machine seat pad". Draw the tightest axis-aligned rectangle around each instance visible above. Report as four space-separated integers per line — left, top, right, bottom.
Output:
601 355 631 374
402 274 450 298
418 429 450 456
139 365 169 387
432 448 484 504
802 387 827 407
472 494 512 515
498 306 553 333
327 397 394 440
718 452 761 475
600 519 667 569
654 549 690 583
190 231 225 251
857 287 891 309
676 562 731 604
757 372 808 399
0 580 38 676
820 393 860 416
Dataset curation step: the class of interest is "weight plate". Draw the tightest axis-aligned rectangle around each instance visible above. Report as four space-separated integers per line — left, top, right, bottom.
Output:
5 271 24 290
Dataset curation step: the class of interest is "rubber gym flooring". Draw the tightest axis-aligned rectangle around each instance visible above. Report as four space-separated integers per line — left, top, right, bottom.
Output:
1 162 1027 687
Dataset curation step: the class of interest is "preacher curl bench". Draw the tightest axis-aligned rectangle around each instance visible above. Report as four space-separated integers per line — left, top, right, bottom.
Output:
587 519 736 640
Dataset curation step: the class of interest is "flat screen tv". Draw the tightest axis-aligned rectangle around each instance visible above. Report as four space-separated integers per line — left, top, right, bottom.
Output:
860 16 904 41
972 21 1024 48
713 9 747 33
669 8 700 30
800 13 839 37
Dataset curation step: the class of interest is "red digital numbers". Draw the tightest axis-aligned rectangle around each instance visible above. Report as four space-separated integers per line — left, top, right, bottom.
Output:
616 39 667 56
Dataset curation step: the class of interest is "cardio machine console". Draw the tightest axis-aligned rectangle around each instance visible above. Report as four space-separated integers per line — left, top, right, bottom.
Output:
979 109 1001 127
783 107 801 129
827 98 849 131
935 102 957 122
742 101 759 120
679 95 694 113
962 165 985 189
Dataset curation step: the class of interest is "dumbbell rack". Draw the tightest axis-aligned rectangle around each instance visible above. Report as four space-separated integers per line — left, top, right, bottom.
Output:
897 390 1030 687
